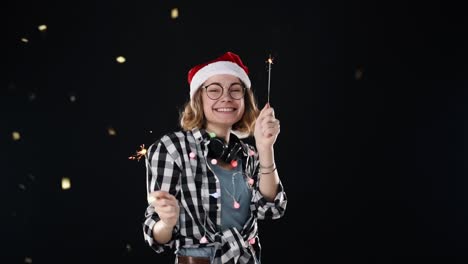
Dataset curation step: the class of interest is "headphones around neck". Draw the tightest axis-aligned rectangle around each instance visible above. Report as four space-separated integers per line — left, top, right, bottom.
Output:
207 135 246 164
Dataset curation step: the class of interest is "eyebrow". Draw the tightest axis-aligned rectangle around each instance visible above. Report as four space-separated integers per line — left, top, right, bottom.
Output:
204 82 243 87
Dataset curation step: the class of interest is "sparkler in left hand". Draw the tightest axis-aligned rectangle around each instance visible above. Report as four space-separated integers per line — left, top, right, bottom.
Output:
128 144 147 161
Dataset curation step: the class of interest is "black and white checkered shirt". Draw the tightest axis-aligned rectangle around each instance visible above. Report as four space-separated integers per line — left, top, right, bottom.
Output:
143 128 287 264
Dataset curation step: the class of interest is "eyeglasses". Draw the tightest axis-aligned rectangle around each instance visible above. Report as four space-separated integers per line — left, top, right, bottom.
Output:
202 83 246 100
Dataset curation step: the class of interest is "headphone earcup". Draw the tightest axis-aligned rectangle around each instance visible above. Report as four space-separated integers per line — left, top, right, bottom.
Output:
207 136 246 163
207 137 228 161
224 142 243 163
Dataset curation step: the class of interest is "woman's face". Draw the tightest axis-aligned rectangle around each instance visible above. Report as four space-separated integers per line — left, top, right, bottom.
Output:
201 74 245 130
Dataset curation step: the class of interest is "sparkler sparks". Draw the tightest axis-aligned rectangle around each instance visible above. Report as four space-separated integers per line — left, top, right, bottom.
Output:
128 144 147 161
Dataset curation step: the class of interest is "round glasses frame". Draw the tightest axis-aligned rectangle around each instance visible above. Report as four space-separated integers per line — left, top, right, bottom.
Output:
202 83 246 100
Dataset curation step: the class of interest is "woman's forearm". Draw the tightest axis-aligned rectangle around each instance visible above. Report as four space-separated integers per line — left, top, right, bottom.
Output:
257 146 280 202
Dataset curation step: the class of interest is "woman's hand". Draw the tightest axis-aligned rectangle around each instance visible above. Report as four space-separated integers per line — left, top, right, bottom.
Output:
254 103 280 151
148 191 180 228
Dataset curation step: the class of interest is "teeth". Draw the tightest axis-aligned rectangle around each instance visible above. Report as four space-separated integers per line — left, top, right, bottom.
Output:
216 108 235 112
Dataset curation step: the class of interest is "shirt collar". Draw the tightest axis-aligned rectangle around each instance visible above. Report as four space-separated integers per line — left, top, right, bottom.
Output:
191 127 210 143
192 127 243 146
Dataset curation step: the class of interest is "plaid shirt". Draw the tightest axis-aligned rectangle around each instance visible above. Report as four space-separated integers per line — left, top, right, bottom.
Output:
143 128 287 264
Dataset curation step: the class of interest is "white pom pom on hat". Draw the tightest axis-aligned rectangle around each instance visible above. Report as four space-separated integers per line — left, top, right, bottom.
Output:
187 51 251 99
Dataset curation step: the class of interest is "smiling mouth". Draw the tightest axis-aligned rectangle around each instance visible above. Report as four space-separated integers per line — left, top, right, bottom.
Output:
214 107 236 112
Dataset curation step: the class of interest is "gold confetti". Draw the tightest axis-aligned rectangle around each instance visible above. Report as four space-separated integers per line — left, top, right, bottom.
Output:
116 56 126 63
355 67 364 80
38 24 47 32
107 127 117 136
171 8 179 19
12 131 21 141
21 38 29 43
129 144 147 161
125 243 132 252
61 177 71 190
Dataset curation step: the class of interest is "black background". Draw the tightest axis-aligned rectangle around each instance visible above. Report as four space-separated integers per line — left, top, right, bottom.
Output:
3 1 467 263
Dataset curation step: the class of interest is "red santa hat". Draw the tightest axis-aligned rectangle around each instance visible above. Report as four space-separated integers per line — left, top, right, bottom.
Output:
187 51 251 99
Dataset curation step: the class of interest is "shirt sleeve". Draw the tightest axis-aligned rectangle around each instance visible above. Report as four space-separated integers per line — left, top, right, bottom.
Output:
249 146 288 220
142 139 181 253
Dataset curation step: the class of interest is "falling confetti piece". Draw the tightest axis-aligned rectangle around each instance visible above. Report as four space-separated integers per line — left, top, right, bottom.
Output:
12 131 21 141
189 152 196 159
38 24 47 31
107 127 117 136
233 201 240 209
116 56 126 63
210 159 217 165
61 177 71 190
129 144 147 161
208 132 216 138
249 238 256 244
21 38 29 43
28 173 35 181
248 149 255 156
171 8 179 19
355 67 364 80
28 92 36 101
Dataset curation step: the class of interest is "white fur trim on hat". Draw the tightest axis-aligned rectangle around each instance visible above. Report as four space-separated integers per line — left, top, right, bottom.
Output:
189 61 251 98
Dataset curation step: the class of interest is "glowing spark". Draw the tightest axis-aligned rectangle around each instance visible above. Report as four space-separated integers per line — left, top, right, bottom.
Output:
171 8 179 19
12 131 21 141
38 24 47 32
129 144 147 161
21 38 29 43
116 56 126 63
61 177 71 190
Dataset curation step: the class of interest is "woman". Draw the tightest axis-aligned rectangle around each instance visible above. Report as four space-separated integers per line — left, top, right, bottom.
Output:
143 51 287 264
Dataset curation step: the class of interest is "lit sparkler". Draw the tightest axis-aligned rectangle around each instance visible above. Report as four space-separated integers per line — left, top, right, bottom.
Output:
128 144 147 161
266 55 274 104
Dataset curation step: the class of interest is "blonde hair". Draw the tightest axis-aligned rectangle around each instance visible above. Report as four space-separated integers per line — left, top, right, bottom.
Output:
179 87 259 137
